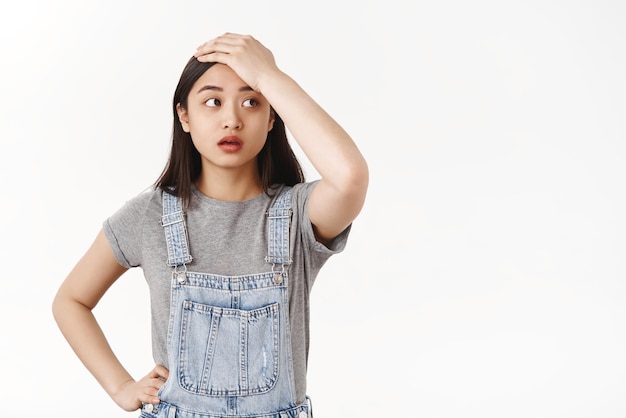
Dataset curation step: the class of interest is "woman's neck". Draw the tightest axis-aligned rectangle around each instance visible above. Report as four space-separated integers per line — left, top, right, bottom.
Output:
195 169 263 202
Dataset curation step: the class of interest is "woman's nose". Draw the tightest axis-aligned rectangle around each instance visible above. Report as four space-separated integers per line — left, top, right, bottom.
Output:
222 105 242 129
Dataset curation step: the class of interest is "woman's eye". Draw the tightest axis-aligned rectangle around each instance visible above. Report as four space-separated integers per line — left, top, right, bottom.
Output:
243 98 258 108
205 98 220 107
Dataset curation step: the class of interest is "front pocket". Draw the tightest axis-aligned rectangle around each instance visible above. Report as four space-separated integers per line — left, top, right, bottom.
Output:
178 300 280 396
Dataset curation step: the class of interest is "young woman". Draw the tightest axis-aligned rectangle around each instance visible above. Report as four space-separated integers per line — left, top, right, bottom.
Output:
53 33 368 418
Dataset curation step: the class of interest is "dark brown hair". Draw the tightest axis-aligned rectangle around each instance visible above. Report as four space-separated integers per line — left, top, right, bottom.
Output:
155 57 304 207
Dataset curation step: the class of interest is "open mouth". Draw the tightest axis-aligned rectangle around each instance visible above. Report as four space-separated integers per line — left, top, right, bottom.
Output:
218 136 242 146
218 136 243 152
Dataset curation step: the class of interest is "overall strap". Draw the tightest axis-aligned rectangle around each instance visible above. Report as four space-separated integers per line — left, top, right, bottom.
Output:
265 186 293 267
161 191 193 267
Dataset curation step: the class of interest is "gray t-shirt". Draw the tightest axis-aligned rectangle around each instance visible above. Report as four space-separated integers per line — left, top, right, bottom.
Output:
103 181 349 403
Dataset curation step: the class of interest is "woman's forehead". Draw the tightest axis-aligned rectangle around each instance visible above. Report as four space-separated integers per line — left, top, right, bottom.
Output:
192 64 249 93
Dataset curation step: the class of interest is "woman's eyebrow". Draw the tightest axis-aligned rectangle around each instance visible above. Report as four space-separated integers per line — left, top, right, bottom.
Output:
196 85 254 94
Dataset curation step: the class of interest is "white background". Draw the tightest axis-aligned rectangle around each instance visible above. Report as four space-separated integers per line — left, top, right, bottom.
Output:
1 1 625 417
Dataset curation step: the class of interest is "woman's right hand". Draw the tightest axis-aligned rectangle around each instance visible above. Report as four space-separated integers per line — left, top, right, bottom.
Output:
112 365 169 411
194 33 280 93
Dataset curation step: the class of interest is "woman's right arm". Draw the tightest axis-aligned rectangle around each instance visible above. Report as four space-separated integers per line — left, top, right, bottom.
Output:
52 229 168 411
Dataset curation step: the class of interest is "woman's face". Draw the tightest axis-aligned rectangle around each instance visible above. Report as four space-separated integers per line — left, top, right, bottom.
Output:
177 63 274 176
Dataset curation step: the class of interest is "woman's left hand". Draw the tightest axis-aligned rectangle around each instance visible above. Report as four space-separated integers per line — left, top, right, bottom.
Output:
194 33 280 92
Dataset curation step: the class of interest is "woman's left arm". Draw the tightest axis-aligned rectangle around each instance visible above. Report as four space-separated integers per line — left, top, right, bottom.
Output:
196 33 369 243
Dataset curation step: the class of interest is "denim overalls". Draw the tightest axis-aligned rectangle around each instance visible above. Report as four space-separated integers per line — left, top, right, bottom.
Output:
141 187 311 418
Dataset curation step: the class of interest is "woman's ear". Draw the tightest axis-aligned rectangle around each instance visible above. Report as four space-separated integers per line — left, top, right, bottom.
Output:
268 108 276 132
176 103 190 133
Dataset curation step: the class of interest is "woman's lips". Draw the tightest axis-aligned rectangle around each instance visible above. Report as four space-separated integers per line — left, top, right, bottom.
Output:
218 136 242 152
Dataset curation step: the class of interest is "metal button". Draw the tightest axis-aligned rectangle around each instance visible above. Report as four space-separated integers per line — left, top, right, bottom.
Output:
298 412 307 418
273 273 283 285
176 271 186 284
144 404 155 413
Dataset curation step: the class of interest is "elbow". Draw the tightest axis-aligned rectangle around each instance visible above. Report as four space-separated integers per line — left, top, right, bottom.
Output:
51 291 65 326
344 156 369 200
51 289 81 326
327 156 368 217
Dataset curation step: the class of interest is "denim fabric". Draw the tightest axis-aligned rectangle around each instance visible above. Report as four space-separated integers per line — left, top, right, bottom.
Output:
143 187 312 417
141 399 311 418
160 191 193 267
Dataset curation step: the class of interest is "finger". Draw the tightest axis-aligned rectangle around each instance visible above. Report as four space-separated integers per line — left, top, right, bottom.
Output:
196 51 232 65
147 365 169 380
135 383 161 405
149 377 166 390
154 364 170 379
140 382 162 405
145 384 161 397
196 32 247 49
194 41 240 59
195 34 253 57
142 394 161 405
195 36 234 52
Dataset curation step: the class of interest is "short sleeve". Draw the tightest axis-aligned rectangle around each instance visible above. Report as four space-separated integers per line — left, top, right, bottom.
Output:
102 190 155 268
291 181 351 255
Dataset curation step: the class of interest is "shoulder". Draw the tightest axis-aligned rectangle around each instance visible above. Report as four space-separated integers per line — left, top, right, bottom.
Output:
106 187 163 226
102 187 163 268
